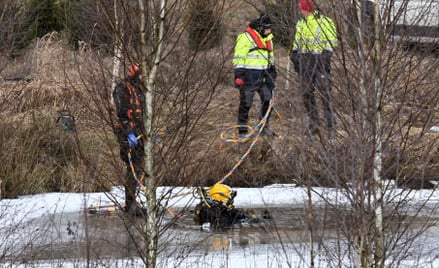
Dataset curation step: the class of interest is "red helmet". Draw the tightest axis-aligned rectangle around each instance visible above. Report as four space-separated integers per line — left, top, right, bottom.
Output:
129 63 141 77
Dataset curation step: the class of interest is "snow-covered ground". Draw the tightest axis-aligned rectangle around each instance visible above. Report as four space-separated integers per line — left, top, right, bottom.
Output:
1 184 439 267
4 182 439 216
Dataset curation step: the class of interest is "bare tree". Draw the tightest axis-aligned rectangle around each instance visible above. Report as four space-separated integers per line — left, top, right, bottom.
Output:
1 0 439 266
68 0 233 266
290 0 439 266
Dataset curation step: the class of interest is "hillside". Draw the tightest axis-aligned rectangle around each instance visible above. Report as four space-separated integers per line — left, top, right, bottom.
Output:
1 2 439 198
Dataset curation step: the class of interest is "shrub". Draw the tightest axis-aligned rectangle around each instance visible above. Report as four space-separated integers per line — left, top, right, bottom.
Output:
187 0 223 50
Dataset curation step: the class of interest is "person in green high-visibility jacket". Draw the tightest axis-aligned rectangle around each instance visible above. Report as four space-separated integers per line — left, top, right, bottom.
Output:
290 0 338 138
233 14 277 138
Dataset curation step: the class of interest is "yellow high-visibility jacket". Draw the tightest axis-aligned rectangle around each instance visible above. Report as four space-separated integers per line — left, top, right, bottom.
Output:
233 27 275 70
293 11 338 53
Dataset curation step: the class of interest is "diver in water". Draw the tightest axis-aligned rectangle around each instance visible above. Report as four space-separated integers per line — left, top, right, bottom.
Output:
193 183 260 229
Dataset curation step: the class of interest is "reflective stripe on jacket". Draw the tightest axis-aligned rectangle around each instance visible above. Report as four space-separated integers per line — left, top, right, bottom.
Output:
126 82 142 129
293 11 338 53
233 27 275 70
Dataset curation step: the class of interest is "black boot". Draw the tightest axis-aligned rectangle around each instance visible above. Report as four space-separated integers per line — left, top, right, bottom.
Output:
261 127 276 137
124 202 147 217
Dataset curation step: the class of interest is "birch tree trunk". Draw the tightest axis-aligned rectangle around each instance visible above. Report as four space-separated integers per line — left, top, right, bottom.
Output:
138 0 166 267
372 0 385 266
355 1 385 266
111 0 122 104
137 2 155 267
353 1 371 267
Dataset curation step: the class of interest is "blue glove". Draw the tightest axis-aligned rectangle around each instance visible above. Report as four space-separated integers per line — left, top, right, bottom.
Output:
127 132 138 148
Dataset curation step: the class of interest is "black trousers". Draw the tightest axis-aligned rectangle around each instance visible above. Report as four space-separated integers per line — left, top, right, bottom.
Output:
117 132 144 209
298 55 335 133
237 70 273 134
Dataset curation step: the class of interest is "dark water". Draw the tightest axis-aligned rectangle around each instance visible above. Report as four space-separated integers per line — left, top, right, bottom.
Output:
1 207 307 262
2 206 436 263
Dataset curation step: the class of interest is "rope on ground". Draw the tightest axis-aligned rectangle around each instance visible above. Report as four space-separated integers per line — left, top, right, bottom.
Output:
94 94 280 218
217 92 278 185
128 150 182 218
127 93 280 217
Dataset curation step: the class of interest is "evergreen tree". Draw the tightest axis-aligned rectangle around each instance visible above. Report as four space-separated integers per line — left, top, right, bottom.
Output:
24 0 64 39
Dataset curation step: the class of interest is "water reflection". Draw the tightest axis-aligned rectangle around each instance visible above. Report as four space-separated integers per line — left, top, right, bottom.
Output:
4 207 307 261
4 206 436 263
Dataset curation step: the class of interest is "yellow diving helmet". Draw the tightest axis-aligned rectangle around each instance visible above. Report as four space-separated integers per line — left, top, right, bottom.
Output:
208 183 236 204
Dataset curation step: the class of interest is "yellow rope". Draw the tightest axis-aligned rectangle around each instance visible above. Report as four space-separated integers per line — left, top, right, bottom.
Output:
217 94 277 185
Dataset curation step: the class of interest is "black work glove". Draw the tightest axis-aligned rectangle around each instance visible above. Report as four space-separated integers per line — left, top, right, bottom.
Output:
268 64 277 80
265 64 277 88
290 50 300 73
322 50 332 73
234 68 246 88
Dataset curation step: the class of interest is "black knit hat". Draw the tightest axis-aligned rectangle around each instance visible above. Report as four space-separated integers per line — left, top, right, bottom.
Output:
258 14 272 29
249 14 272 37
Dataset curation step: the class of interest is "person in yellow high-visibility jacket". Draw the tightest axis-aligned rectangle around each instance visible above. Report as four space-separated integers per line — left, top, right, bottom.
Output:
290 0 338 138
233 14 277 137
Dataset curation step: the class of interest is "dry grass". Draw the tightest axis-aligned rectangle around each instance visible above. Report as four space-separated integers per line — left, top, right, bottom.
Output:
0 5 439 196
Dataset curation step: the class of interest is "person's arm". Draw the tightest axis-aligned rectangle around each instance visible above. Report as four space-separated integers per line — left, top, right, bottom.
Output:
266 34 277 79
113 84 132 134
232 33 252 68
290 21 303 72
322 16 338 51
320 17 338 73
232 33 252 88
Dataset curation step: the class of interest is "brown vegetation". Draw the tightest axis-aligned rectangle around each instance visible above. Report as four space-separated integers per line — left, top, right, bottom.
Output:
0 1 438 198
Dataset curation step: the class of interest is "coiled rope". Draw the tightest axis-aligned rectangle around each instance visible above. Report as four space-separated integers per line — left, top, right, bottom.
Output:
111 93 279 217
217 91 279 185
